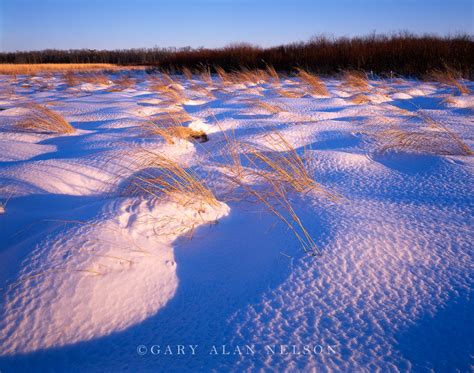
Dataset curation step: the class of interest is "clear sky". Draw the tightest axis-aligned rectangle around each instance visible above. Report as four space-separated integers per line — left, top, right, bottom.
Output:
0 0 472 52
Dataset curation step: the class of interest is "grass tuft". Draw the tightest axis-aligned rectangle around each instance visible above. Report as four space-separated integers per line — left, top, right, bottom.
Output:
15 103 75 134
351 93 371 104
430 67 471 95
253 100 285 114
296 68 329 96
342 71 370 90
126 150 218 207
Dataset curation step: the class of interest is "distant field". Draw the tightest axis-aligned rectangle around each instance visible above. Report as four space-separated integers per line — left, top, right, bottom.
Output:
0 63 142 75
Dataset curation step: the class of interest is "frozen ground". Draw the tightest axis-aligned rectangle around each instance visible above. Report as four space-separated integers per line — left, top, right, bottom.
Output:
0 71 472 372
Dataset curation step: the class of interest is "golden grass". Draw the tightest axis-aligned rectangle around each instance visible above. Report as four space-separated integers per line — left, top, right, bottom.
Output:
199 66 213 85
62 71 111 87
152 107 193 125
296 68 329 96
215 66 231 84
63 71 79 86
126 150 218 207
15 103 75 134
265 65 280 81
351 93 371 104
214 127 336 256
131 116 334 255
375 108 472 156
142 106 208 144
80 72 110 85
430 68 471 95
0 63 121 75
112 74 135 90
232 68 269 84
276 88 304 98
377 128 473 156
146 120 208 144
342 71 370 90
245 131 333 196
149 75 184 103
253 100 285 114
181 67 194 80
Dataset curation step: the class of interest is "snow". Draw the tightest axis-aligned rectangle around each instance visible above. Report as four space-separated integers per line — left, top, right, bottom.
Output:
0 72 473 372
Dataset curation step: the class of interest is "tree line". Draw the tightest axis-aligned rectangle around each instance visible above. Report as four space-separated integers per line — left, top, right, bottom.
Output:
1 33 473 77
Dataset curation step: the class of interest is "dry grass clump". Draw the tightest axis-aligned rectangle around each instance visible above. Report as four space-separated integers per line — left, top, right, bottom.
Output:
151 108 193 125
80 72 110 85
375 108 472 156
216 66 282 86
351 94 371 104
126 150 218 207
218 130 336 255
430 68 471 95
63 72 80 87
265 65 280 81
149 75 184 103
181 67 194 80
377 128 472 156
63 71 111 86
15 103 75 134
146 120 208 144
144 107 208 144
276 88 304 98
296 68 329 96
199 66 213 86
342 71 370 90
0 64 120 75
245 132 332 195
215 66 231 84
253 100 285 114
112 74 135 90
232 68 269 84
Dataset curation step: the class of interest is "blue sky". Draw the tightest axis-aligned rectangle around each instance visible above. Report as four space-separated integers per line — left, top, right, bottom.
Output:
0 0 472 51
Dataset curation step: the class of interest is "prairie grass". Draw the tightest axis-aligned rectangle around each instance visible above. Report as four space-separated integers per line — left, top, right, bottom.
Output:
430 68 471 95
342 71 370 90
244 131 333 196
253 100 285 114
80 72 110 85
233 68 269 84
215 66 231 84
276 88 304 98
351 94 371 104
145 120 208 144
181 67 194 80
14 103 75 134
199 66 213 85
375 108 472 156
63 71 80 86
265 65 280 81
126 150 218 207
296 68 329 96
149 76 184 103
112 74 135 90
377 128 473 156
214 127 336 255
151 108 193 125
0 64 120 75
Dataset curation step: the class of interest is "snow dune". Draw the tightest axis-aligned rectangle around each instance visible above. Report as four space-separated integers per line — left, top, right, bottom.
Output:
0 72 472 372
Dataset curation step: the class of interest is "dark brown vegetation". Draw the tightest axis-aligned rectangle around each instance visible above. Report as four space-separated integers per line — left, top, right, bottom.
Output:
1 33 472 78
